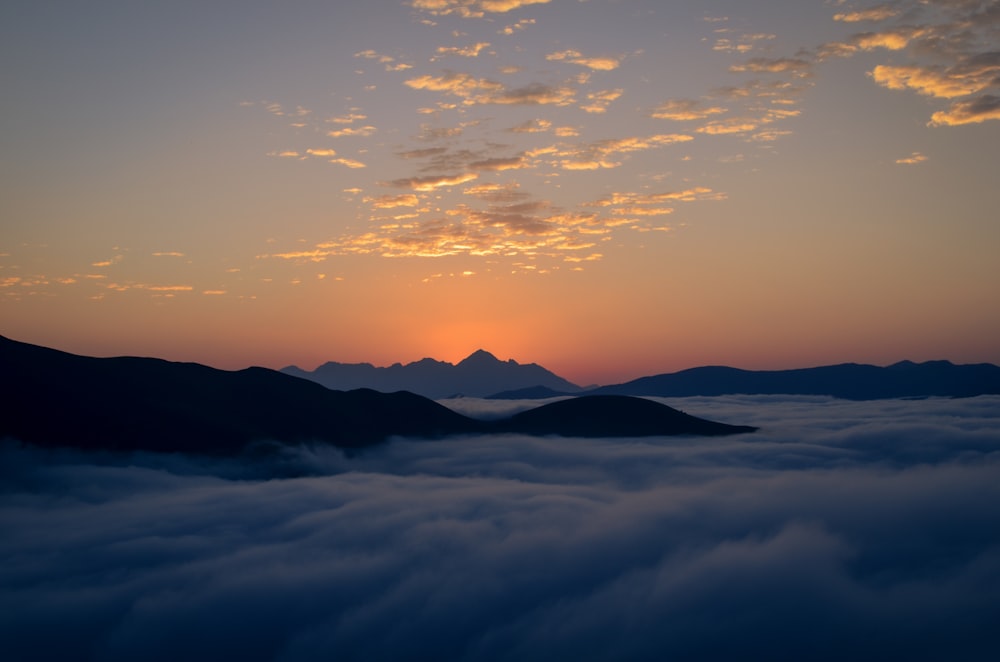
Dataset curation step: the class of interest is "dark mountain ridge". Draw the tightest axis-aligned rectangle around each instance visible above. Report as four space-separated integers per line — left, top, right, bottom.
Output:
282 349 582 399
588 360 1000 400
0 336 753 454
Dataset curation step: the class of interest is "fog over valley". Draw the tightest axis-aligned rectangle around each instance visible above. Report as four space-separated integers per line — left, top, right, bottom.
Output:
3 395 998 660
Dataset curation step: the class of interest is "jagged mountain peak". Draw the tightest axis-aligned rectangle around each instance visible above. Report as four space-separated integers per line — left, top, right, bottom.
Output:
457 349 503 365
281 348 580 398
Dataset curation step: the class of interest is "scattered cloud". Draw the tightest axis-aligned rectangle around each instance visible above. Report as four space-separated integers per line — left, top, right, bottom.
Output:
651 99 728 121
327 126 378 138
713 32 776 54
823 1 1000 126
367 194 422 209
833 6 900 23
895 151 928 165
507 118 553 133
729 57 813 77
330 157 367 169
435 42 492 58
546 49 622 71
499 18 535 35
386 173 480 191
410 0 552 18
581 89 623 114
929 94 1000 126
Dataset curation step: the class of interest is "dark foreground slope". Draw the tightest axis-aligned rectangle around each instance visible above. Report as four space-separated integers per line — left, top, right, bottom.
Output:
0 335 480 453
0 336 754 454
591 361 1000 400
491 395 756 437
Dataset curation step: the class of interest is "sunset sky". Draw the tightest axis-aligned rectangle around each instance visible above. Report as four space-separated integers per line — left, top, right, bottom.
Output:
2 0 998 385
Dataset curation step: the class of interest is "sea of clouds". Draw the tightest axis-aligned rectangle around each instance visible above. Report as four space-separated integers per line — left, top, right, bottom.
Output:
2 395 999 661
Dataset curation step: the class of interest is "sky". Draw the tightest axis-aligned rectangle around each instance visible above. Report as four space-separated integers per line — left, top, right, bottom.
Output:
3 394 999 659
2 0 999 385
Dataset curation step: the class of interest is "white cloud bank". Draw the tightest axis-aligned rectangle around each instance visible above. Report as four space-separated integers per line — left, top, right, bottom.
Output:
2 395 999 660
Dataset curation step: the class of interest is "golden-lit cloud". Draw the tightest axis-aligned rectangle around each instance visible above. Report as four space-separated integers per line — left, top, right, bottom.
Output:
895 151 928 165
330 157 367 168
713 33 775 54
499 18 535 35
929 95 1000 126
146 285 193 292
328 112 367 124
327 126 377 138
730 57 813 77
435 42 492 58
820 2 1000 127
651 99 727 121
386 173 479 191
870 64 993 99
587 187 724 208
546 50 622 71
405 72 504 97
581 89 623 114
508 118 552 133
306 148 337 157
463 182 529 202
696 119 758 135
834 7 899 23
368 194 422 209
410 0 551 17
611 207 674 217
469 156 527 171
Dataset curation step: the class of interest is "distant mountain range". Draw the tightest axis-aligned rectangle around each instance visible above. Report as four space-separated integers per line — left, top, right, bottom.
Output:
585 360 1000 400
288 348 1000 401
0 336 753 454
282 349 582 399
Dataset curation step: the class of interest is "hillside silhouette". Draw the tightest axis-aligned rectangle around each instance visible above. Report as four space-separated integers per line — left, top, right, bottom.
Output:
0 336 752 454
589 361 1000 400
283 349 581 399
493 395 756 437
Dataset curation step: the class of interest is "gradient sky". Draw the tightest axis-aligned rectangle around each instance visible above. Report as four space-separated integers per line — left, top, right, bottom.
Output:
2 0 998 384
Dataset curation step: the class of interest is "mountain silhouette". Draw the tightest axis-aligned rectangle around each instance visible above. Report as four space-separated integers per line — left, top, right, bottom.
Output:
0 336 753 454
0 335 481 453
589 361 1000 400
493 396 756 437
487 385 578 399
283 349 582 398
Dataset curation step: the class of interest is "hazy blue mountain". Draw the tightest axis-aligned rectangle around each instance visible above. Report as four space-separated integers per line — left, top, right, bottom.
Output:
0 336 752 454
283 348 582 399
589 360 1000 400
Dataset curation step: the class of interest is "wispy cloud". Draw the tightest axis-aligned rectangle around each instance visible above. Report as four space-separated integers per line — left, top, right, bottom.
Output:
546 49 622 71
410 0 552 18
435 42 492 58
895 151 928 165
651 99 728 121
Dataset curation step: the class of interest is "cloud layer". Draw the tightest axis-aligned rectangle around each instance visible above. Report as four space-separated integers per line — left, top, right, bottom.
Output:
2 395 999 660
